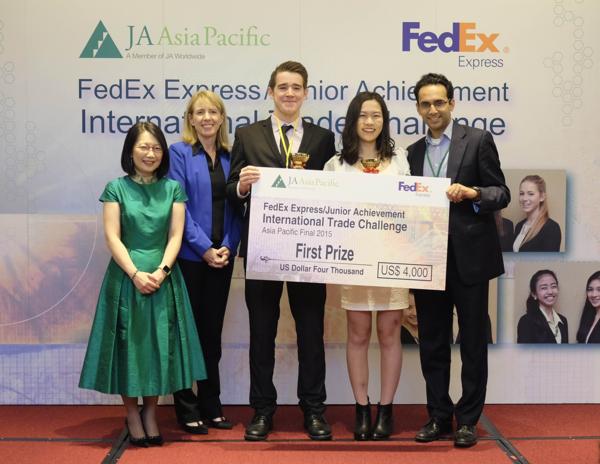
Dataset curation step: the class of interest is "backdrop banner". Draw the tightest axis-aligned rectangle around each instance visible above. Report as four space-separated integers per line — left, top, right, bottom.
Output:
0 0 598 404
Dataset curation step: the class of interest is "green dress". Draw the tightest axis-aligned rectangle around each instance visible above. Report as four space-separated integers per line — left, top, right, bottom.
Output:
79 176 206 397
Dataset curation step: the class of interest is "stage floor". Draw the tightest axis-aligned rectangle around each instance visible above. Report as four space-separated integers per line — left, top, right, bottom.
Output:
0 404 598 464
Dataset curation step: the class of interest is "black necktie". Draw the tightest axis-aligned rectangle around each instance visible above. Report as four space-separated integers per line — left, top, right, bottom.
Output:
279 124 293 164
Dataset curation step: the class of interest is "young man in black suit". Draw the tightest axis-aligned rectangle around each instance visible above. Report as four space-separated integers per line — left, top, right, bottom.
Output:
226 61 336 441
407 73 510 447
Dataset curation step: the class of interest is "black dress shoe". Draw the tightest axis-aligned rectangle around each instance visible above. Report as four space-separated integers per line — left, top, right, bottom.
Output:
128 435 148 447
354 402 372 441
244 414 272 441
146 434 164 446
140 409 164 446
178 420 209 435
304 413 332 441
454 424 477 447
125 420 148 448
415 418 452 442
204 416 233 430
371 403 393 440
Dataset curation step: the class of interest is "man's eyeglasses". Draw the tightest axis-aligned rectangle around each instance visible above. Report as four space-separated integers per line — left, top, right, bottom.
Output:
418 100 449 111
136 145 163 154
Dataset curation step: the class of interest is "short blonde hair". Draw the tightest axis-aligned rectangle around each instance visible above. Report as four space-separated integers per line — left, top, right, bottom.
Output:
182 90 229 151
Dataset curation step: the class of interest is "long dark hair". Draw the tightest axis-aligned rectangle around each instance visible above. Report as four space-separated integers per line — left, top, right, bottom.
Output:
576 271 600 343
340 91 395 166
120 121 170 178
526 269 558 314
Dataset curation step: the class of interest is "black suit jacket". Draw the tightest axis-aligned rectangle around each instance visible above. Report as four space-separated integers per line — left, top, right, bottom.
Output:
586 324 600 343
407 122 510 285
577 313 600 343
517 309 569 343
514 218 561 252
226 117 336 257
498 217 514 252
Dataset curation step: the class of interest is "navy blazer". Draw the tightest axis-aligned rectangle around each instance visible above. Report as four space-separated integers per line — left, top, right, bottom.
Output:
517 308 569 343
168 141 242 261
514 218 561 252
407 122 510 285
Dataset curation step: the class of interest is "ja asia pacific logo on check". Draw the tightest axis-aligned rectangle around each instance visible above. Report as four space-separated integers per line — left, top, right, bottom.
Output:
271 174 338 190
272 175 287 188
80 20 271 59
401 21 508 69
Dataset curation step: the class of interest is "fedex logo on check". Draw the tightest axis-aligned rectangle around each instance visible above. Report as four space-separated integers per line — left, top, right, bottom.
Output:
398 181 429 193
402 22 499 53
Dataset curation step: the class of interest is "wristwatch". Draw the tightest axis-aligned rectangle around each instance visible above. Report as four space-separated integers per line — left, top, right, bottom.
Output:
472 186 482 202
158 264 171 276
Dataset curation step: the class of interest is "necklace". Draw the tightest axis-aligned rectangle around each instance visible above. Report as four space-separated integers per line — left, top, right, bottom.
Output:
359 157 381 173
130 174 158 184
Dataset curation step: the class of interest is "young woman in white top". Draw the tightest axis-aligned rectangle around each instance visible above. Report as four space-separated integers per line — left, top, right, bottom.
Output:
324 91 409 440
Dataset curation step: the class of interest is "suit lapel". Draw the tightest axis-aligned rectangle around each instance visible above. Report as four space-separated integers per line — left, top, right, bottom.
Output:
298 120 312 154
447 121 467 183
533 309 557 342
221 151 231 177
260 117 286 168
559 320 568 342
411 139 426 176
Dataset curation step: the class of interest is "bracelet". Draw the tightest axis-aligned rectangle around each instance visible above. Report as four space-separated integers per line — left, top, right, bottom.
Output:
131 269 139 280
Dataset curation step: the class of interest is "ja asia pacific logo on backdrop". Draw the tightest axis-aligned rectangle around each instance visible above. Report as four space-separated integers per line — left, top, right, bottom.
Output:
80 21 122 58
80 20 271 60
401 21 508 70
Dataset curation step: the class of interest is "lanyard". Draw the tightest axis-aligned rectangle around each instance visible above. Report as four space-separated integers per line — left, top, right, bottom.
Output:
425 146 449 178
275 115 297 167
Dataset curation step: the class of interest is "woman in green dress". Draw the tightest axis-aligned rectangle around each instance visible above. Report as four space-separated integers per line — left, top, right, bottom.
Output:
79 122 206 447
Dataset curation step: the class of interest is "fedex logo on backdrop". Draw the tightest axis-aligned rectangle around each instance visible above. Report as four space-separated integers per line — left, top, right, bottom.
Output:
402 22 500 53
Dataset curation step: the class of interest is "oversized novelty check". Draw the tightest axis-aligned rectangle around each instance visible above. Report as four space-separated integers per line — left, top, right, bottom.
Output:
246 167 450 290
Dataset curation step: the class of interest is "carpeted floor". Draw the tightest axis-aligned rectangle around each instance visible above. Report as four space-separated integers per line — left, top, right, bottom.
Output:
0 404 598 463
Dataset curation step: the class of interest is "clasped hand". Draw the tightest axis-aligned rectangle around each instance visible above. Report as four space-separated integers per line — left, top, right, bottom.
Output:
132 270 165 294
203 247 230 268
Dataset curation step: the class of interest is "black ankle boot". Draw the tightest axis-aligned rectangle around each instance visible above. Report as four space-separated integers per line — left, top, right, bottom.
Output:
354 401 372 440
371 403 393 440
